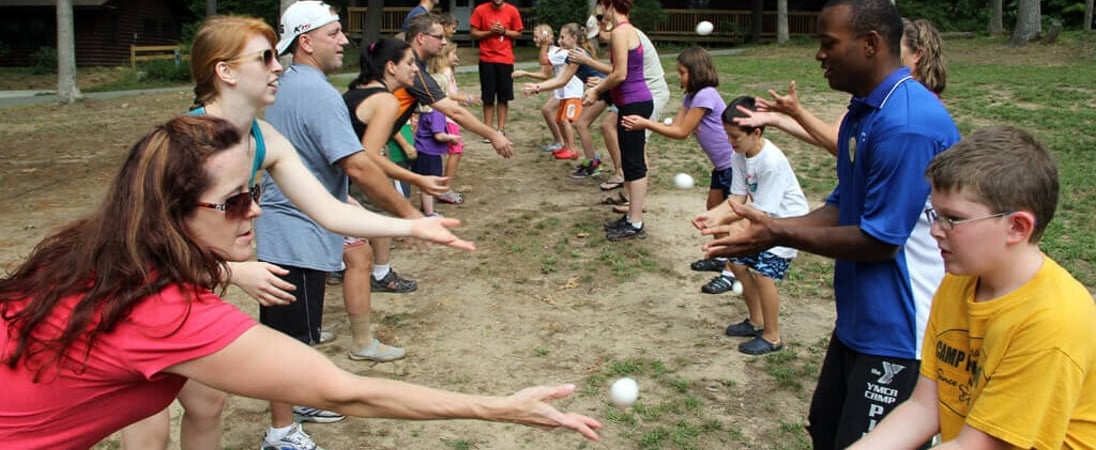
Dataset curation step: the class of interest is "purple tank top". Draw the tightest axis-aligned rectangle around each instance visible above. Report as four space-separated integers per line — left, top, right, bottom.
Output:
611 31 653 106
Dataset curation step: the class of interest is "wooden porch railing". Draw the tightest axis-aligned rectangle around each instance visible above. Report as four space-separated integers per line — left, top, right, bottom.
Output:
344 7 818 44
345 6 413 37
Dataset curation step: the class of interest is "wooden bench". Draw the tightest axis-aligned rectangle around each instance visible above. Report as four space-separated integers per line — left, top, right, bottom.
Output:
130 45 184 70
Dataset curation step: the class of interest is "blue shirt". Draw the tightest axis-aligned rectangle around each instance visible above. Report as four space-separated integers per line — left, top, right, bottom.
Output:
826 67 960 359
402 5 428 32
257 64 364 272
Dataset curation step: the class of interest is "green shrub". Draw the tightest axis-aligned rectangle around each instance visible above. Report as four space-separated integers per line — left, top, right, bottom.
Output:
31 46 56 75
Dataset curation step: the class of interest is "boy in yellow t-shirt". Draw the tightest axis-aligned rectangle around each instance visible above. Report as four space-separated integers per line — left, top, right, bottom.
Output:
850 127 1096 449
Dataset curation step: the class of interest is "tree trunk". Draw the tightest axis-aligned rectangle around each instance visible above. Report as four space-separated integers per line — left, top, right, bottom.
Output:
206 0 216 16
1008 0 1041 47
990 0 1004 34
749 0 762 43
360 0 384 50
776 0 788 43
1085 0 1093 32
279 0 295 65
56 0 82 104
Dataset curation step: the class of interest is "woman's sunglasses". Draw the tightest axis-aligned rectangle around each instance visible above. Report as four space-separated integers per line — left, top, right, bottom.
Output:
196 184 261 219
226 49 276 67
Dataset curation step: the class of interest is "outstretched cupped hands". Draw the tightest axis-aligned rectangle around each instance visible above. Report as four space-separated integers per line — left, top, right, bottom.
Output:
698 202 776 259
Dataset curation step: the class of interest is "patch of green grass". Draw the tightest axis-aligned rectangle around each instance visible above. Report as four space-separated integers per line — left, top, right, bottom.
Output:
441 439 475 450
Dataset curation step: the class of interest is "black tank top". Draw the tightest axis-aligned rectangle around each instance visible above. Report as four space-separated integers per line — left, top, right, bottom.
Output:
342 86 401 140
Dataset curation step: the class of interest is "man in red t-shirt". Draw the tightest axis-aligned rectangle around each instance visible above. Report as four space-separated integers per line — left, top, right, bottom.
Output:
469 0 523 138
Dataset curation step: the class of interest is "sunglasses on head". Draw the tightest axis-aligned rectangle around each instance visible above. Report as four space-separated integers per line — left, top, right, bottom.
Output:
196 184 260 219
226 49 276 67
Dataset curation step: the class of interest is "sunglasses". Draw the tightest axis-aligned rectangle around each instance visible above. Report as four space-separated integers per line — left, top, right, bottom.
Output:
197 184 261 219
226 49 276 67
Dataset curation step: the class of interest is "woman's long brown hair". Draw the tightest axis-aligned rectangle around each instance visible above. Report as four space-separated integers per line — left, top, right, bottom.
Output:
1 115 242 381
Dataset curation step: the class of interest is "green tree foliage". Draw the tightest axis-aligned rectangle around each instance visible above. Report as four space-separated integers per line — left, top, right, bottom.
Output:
898 0 1089 32
185 0 353 30
531 0 590 29
630 0 669 31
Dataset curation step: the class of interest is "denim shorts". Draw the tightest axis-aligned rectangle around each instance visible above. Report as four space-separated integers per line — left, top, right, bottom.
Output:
729 250 793 280
709 166 734 196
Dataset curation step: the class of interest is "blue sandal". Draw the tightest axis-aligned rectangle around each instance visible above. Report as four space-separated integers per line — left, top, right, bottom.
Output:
738 336 783 355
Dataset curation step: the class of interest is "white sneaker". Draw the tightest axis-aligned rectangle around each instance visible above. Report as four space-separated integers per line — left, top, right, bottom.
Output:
261 423 324 450
292 406 345 423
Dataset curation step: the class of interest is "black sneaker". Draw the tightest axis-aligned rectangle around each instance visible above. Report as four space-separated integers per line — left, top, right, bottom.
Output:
603 214 630 231
701 274 737 294
606 223 646 241
371 270 418 293
690 257 727 272
725 319 763 337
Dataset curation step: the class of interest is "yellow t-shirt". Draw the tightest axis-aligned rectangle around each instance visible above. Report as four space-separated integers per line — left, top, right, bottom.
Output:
921 255 1096 449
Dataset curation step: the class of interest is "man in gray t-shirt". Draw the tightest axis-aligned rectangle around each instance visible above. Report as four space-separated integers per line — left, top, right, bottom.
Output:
256 2 435 448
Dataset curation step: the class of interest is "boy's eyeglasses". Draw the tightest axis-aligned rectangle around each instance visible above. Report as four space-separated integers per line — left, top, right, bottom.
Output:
425 33 447 42
197 184 261 219
226 49 276 67
925 207 1013 231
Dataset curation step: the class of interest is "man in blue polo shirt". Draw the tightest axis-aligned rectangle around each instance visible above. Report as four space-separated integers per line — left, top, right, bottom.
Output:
701 0 958 448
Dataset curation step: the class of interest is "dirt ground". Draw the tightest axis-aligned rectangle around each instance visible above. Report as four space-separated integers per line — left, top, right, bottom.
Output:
0 70 849 449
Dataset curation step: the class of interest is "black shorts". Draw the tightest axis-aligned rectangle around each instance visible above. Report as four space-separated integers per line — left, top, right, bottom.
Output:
806 332 928 450
258 264 327 345
478 61 514 104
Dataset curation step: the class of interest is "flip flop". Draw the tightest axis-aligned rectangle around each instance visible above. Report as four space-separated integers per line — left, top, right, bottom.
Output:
611 204 645 214
599 178 624 191
600 192 629 206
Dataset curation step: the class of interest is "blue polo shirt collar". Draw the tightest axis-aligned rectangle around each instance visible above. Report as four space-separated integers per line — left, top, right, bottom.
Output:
849 67 914 113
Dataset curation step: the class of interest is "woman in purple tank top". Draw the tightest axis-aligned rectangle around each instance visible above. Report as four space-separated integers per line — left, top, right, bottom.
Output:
582 0 654 241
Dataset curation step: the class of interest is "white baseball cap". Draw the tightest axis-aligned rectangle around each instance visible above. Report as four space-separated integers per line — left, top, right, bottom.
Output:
585 15 600 40
276 1 341 55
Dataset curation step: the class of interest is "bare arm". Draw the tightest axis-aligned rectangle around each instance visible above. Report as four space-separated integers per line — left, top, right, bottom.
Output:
622 105 705 139
167 326 602 440
567 49 612 77
355 94 448 196
758 81 841 156
431 96 513 158
702 203 901 262
523 62 580 95
589 26 631 96
260 122 472 250
848 375 941 449
338 151 421 219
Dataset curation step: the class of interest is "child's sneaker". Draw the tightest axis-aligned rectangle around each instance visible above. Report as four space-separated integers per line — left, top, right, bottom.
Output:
570 159 599 179
553 148 579 160
701 274 737 294
571 158 602 179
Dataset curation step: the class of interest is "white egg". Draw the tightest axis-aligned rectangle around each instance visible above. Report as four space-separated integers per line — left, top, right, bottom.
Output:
663 117 673 125
673 173 695 189
610 377 639 407
696 21 714 36
732 280 743 295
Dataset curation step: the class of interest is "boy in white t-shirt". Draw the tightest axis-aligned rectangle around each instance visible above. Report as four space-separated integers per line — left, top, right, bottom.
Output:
693 96 809 355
